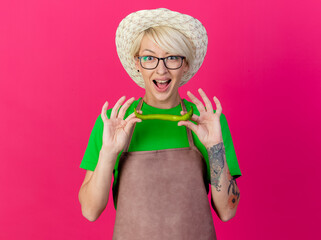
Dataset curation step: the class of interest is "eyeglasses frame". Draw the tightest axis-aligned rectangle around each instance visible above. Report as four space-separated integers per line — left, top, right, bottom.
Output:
137 56 186 70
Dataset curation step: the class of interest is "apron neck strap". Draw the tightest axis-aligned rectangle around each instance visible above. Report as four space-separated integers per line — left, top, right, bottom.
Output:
124 97 195 152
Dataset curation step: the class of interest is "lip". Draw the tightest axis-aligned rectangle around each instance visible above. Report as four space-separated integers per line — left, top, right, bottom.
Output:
154 78 171 81
153 79 171 92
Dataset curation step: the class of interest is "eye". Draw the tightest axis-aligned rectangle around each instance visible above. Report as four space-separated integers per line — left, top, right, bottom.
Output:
167 56 179 60
141 56 154 61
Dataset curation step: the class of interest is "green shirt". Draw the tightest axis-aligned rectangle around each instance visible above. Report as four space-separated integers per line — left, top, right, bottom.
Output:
80 97 242 210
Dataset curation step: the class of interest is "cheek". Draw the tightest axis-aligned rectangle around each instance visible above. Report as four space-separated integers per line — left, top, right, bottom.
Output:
142 74 153 85
174 72 185 82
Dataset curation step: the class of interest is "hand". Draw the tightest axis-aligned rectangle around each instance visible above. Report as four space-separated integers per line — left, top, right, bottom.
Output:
100 96 142 154
178 88 223 148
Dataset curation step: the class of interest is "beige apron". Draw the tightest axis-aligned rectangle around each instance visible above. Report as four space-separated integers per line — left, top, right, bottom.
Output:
112 98 217 240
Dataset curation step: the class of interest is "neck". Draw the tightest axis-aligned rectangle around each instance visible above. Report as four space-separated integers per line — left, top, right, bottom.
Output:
142 93 181 109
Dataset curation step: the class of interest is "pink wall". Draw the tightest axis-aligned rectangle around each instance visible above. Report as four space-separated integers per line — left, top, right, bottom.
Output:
1 0 320 239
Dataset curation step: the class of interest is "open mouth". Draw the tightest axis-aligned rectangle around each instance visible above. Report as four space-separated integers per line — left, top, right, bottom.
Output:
153 79 172 89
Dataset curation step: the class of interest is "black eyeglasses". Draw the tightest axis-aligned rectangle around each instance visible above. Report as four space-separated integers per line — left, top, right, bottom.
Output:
137 56 186 70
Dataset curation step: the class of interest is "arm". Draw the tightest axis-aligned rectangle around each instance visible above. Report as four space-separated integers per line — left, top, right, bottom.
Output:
78 96 141 222
206 141 240 222
78 147 118 222
176 89 241 221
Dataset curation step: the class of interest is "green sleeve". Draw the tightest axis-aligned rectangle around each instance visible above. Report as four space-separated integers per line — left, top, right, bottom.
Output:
79 114 104 171
220 113 242 179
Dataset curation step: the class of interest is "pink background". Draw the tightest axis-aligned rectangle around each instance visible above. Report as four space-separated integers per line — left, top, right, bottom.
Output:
1 0 320 239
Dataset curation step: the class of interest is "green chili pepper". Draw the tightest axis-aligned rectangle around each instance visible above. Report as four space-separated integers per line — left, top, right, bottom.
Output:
134 106 193 121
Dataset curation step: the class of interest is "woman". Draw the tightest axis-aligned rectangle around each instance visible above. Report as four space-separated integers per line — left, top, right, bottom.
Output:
79 8 242 239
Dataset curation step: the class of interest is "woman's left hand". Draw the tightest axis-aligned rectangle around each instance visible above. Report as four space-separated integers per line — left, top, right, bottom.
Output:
178 88 223 148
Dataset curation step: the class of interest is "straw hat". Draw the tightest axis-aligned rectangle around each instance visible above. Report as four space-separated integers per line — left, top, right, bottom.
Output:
115 8 208 89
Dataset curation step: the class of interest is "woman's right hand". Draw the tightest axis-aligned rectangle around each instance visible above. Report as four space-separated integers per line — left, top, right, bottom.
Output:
100 96 142 155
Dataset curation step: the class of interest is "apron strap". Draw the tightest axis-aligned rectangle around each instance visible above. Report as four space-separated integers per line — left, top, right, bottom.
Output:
123 97 195 152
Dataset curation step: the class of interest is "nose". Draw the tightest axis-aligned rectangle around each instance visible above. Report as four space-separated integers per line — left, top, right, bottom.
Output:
156 59 168 74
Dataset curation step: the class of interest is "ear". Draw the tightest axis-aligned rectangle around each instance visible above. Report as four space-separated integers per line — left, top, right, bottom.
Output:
183 61 189 73
134 56 140 71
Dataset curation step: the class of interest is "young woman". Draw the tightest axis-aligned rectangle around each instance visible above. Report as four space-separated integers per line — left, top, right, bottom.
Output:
79 8 242 239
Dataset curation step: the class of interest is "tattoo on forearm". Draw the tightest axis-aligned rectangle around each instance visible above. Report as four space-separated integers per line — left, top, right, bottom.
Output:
208 142 241 209
207 142 225 192
227 177 240 209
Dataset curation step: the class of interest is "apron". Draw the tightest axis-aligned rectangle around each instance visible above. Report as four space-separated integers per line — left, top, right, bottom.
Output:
112 98 217 240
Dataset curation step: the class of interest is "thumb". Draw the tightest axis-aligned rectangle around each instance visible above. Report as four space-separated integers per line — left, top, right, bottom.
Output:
178 120 198 133
124 118 142 134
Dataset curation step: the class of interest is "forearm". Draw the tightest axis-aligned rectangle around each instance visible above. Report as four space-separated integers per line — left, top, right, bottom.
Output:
79 148 118 221
206 141 240 222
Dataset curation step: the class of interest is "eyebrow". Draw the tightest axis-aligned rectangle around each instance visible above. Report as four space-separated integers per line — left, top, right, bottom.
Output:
142 49 170 54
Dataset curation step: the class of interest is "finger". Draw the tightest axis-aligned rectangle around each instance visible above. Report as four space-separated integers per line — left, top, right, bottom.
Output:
101 101 109 122
180 110 190 116
111 96 126 119
177 120 198 133
124 110 143 125
213 96 223 115
190 114 200 122
198 88 214 112
124 112 139 123
118 97 135 119
187 91 206 113
180 111 199 122
124 117 142 134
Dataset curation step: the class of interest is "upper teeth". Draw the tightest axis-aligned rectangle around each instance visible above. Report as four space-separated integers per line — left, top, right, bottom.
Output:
155 80 170 83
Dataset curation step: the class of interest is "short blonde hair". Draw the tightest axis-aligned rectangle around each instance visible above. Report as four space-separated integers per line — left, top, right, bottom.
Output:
130 26 195 67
